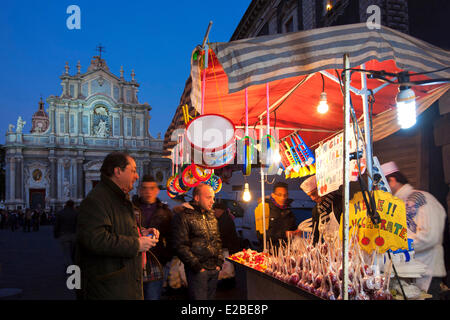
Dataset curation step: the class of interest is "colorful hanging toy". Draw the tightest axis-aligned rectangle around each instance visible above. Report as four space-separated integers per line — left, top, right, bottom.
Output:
241 87 254 176
181 164 200 188
192 164 213 182
203 174 222 193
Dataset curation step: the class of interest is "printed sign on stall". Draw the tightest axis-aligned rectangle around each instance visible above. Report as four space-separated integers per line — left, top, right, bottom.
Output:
315 127 366 197
339 190 408 254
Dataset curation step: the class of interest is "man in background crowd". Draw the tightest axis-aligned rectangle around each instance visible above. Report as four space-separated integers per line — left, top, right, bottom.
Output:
54 199 78 270
134 174 173 300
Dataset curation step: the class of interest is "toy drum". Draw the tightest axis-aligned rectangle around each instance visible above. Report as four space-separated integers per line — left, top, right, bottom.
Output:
185 114 236 169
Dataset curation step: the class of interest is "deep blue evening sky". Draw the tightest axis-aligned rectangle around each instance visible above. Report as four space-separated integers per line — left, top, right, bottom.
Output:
0 0 251 143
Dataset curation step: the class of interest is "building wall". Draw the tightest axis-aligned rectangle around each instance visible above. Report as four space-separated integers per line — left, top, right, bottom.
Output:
4 58 171 211
231 0 410 40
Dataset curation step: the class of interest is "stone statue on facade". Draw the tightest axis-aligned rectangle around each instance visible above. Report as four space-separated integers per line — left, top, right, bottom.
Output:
63 178 70 199
16 116 26 133
8 124 15 132
95 119 108 137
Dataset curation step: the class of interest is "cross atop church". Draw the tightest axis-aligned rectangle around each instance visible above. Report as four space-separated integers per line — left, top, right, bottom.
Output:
96 44 106 59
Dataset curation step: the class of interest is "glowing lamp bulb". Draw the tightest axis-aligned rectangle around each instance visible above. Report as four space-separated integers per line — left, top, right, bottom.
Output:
396 87 416 129
317 92 329 114
272 150 282 164
243 183 251 202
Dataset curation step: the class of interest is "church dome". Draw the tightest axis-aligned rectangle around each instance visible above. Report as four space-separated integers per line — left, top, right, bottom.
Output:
31 97 49 133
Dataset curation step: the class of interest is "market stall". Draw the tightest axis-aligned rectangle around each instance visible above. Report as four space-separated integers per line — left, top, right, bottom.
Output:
166 22 450 300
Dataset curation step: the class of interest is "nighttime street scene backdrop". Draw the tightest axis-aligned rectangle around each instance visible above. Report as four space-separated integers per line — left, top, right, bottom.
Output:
0 0 449 312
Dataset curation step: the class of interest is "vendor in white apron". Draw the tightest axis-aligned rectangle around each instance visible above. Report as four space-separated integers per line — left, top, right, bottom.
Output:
381 161 446 299
300 175 343 245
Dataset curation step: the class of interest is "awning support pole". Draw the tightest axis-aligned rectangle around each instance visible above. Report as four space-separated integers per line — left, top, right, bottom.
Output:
201 21 213 49
342 54 351 300
260 125 267 253
360 64 374 190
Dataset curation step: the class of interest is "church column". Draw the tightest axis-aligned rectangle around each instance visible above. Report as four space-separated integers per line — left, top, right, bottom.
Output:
120 110 124 137
49 157 57 200
57 159 64 200
64 104 70 134
132 107 136 137
77 80 82 99
9 157 16 202
143 160 150 176
15 156 23 202
77 158 84 200
120 83 125 103
50 103 56 134
5 157 10 201
71 158 76 200
78 104 83 135
144 107 149 138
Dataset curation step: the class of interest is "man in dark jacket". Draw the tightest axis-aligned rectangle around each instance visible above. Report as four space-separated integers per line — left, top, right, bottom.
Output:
133 174 173 300
54 199 78 269
255 182 297 248
213 200 240 255
172 184 224 300
76 152 158 300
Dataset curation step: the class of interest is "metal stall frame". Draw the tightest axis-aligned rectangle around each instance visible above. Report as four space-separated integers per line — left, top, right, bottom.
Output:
321 55 396 299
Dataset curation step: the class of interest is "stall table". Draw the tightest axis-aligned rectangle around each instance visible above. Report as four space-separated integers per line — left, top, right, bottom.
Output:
228 258 322 300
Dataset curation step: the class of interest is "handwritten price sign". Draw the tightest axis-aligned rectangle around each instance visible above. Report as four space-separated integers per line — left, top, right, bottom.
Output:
315 127 366 197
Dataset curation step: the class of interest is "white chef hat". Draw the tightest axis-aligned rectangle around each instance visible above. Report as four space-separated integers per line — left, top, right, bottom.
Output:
380 161 400 177
300 175 317 194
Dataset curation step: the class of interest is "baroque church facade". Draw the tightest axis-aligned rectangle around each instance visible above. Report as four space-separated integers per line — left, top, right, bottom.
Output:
4 55 170 211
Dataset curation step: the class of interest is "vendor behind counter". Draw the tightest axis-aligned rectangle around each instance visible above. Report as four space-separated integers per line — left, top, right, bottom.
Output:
299 175 369 244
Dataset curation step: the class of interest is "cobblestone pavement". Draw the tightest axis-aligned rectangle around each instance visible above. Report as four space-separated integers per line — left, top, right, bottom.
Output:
0 226 76 300
0 226 246 300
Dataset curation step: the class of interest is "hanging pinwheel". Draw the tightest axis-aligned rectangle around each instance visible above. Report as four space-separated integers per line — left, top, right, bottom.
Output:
203 174 222 193
192 164 213 182
181 164 200 188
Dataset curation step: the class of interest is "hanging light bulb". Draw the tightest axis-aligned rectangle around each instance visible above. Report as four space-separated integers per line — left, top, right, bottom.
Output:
396 86 416 129
317 73 329 114
243 182 251 202
272 150 282 164
317 91 329 114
